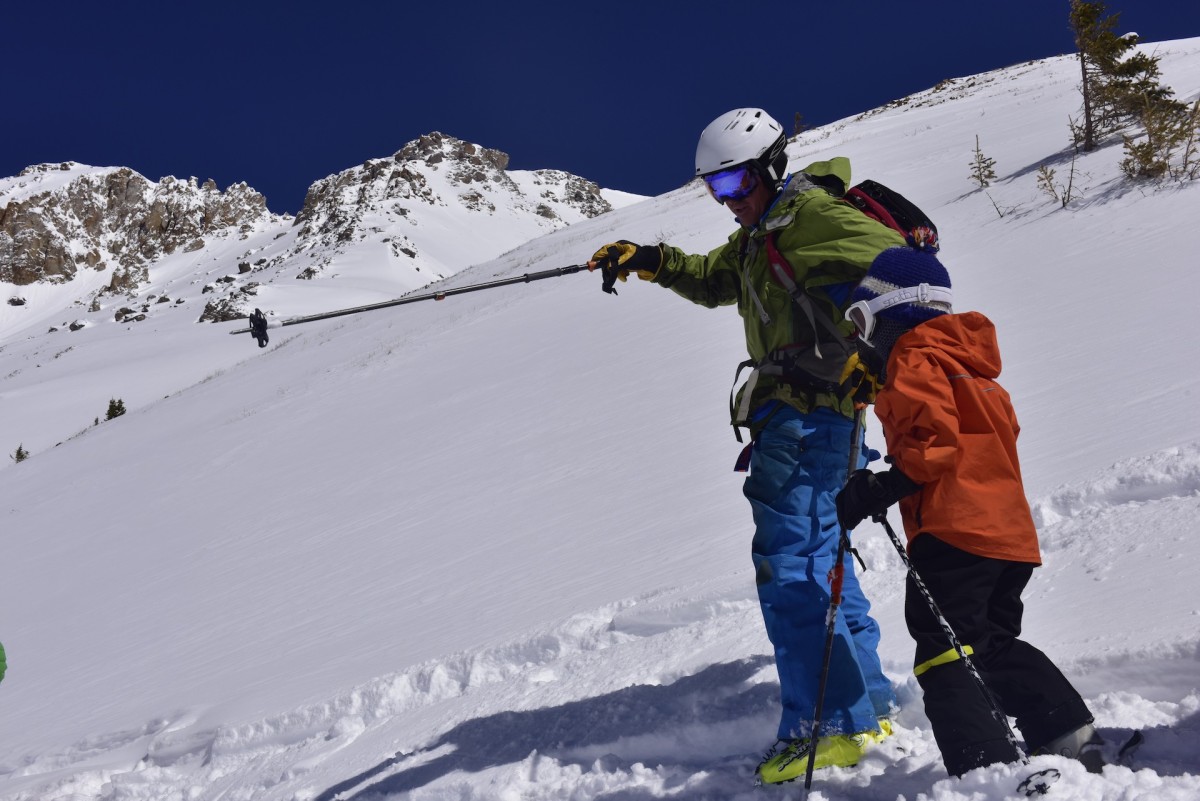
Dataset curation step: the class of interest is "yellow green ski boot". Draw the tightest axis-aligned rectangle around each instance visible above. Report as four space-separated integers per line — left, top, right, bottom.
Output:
756 720 893 784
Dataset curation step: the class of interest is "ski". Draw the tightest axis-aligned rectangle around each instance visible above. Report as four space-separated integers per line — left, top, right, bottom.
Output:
1015 729 1143 796
1016 767 1062 796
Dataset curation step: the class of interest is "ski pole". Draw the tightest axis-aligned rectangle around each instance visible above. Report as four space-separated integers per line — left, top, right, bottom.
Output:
874 513 1025 762
227 263 592 345
801 403 867 797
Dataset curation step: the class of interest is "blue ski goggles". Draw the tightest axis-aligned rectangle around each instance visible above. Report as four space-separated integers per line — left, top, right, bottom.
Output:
703 164 759 203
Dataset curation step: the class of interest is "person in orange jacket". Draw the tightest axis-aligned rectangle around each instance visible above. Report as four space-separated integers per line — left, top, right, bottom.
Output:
834 231 1104 777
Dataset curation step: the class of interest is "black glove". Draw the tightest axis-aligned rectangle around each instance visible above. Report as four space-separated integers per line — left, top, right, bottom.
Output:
836 467 922 530
588 240 662 294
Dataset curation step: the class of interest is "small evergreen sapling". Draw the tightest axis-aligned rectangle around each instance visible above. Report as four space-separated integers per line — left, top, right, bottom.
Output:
1036 166 1060 203
969 135 997 189
106 398 127 420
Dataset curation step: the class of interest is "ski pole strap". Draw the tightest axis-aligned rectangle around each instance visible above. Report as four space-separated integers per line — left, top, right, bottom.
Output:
848 545 867 573
600 246 622 295
913 644 976 677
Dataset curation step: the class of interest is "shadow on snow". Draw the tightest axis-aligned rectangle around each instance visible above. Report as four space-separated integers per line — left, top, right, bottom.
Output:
315 656 777 801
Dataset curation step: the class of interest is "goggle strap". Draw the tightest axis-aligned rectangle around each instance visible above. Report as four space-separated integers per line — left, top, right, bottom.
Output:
845 284 953 343
868 283 953 313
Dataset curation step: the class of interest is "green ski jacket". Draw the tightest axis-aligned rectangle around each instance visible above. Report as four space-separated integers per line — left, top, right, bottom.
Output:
652 158 904 427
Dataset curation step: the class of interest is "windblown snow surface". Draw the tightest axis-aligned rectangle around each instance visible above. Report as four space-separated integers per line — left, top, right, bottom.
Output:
1 38 1199 801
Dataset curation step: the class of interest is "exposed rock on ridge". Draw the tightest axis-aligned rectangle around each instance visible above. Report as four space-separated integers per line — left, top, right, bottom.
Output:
3 137 624 331
0 162 277 290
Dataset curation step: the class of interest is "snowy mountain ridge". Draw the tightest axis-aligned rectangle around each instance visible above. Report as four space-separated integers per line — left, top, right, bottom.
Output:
0 133 638 456
1 132 630 339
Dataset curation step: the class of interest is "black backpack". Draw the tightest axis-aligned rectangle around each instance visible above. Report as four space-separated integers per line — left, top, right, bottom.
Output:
844 179 938 240
803 173 938 241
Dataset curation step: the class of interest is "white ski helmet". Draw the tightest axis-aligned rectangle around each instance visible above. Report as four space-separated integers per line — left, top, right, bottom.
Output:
694 108 789 183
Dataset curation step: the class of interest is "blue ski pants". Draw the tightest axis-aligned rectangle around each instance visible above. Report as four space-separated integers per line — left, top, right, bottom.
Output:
743 406 896 739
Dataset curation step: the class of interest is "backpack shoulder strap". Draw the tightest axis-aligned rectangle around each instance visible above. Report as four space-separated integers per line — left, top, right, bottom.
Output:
763 233 847 353
763 231 802 299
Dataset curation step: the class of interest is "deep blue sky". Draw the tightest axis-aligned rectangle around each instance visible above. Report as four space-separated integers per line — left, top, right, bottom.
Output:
6 2 1200 214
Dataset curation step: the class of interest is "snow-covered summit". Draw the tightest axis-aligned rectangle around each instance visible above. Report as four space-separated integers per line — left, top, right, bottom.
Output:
282 131 616 286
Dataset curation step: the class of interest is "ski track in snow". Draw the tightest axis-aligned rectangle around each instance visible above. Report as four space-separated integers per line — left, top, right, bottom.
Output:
1031 442 1200 529
3 445 1198 800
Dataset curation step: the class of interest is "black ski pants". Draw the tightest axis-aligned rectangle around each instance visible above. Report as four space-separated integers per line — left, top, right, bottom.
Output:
905 534 1093 777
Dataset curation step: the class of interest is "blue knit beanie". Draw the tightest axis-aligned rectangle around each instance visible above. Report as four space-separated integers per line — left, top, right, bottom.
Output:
851 228 952 327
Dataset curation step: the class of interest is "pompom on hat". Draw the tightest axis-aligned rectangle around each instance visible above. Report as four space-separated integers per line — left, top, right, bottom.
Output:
851 227 953 328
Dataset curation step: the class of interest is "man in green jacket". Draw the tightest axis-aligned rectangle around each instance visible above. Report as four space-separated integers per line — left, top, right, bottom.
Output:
589 108 903 783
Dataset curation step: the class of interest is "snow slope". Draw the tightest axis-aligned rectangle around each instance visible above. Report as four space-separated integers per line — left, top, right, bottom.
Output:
1 39 1198 801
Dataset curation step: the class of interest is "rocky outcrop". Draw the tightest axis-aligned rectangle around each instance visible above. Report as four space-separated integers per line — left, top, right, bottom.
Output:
0 162 276 289
524 169 612 220
292 133 514 242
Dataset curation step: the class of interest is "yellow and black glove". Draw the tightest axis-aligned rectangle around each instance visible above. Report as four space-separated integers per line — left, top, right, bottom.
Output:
839 351 881 405
588 240 663 295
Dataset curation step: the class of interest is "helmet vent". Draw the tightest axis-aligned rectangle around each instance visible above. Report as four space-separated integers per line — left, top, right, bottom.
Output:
695 108 786 179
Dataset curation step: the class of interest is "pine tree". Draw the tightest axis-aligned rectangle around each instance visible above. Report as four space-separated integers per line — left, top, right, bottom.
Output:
1177 100 1200 180
10 444 29 463
1070 0 1135 150
106 398 127 420
1106 46 1180 121
969 135 998 188
1068 0 1183 152
1122 97 1200 181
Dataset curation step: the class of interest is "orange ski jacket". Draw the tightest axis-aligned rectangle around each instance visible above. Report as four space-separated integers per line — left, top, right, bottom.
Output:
875 311 1041 565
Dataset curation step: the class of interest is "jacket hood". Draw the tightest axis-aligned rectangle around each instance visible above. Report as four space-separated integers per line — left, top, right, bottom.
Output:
750 156 854 237
891 311 1002 379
